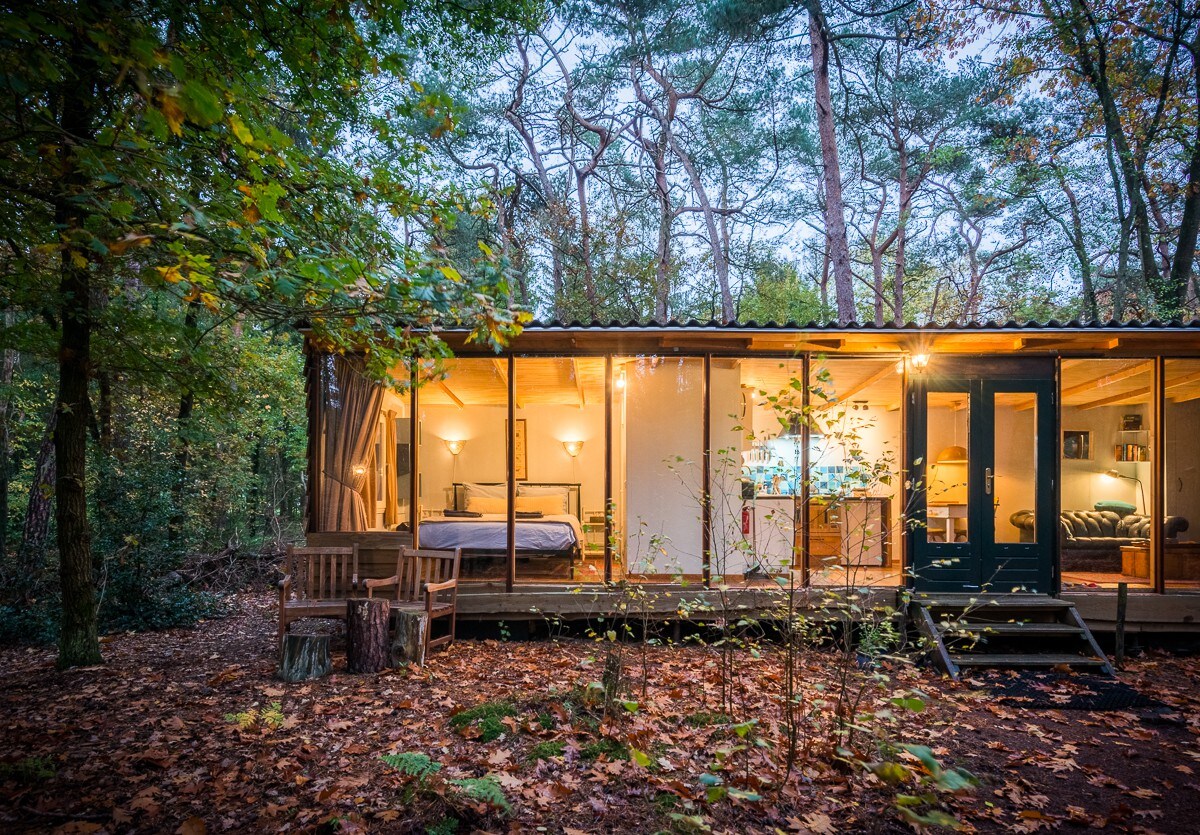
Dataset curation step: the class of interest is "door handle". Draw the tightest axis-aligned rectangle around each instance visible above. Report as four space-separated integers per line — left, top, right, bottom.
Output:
985 467 994 495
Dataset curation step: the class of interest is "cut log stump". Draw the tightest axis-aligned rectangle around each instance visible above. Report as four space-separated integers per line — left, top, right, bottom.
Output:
277 633 332 682
390 609 428 667
346 597 390 673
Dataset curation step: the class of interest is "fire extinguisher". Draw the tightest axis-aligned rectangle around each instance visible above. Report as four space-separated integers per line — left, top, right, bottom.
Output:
741 506 751 535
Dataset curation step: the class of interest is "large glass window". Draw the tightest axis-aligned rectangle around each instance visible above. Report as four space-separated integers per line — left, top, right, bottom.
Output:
1059 359 1154 589
612 356 704 580
513 357 607 583
314 355 411 533
1165 359 1200 591
807 358 904 586
416 358 510 581
708 359 806 582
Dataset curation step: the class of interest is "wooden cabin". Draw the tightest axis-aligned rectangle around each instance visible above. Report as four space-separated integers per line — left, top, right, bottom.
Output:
303 320 1200 632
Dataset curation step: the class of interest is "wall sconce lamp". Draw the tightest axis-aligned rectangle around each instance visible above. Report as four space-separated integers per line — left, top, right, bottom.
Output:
351 464 368 478
614 371 626 391
911 353 930 370
444 439 466 456
563 440 584 458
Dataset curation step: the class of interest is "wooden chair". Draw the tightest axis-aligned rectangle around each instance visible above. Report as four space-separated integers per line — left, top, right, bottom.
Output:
365 547 461 652
278 544 359 645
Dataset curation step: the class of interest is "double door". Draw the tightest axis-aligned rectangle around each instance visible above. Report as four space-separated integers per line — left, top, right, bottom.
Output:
908 361 1056 593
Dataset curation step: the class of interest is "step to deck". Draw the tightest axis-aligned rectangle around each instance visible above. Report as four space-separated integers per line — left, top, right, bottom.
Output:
947 622 1085 637
910 594 1113 678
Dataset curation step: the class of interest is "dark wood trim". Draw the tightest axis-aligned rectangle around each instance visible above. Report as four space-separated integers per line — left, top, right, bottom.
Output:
409 356 420 548
1153 356 1166 594
507 354 516 593
1052 357 1062 594
604 354 613 584
898 357 908 582
702 354 712 588
800 353 811 587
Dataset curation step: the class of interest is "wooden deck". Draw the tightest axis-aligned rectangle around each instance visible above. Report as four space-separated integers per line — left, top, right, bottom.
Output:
453 582 1200 631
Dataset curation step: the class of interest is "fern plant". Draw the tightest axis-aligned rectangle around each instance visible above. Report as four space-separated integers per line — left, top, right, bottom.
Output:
224 701 285 731
448 776 511 812
380 752 442 780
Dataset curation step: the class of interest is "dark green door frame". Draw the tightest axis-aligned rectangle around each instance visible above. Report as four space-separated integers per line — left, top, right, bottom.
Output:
908 360 1057 595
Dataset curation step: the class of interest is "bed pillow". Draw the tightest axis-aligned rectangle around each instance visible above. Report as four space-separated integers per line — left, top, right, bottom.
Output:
515 495 565 516
464 482 506 501
466 496 508 514
516 485 569 514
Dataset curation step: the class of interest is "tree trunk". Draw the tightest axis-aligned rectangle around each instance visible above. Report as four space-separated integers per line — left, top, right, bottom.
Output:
1059 172 1099 321
346 598 390 673
1169 57 1200 316
0 313 15 561
277 633 332 681
390 609 428 666
652 131 672 321
54 47 102 668
808 6 856 323
18 410 57 583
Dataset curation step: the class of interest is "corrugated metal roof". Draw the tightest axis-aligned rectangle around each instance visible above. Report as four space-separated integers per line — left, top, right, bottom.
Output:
520 318 1200 331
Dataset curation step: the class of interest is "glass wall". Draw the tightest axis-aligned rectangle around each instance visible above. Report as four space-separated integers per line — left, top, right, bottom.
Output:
416 358 510 580
313 355 411 532
513 357 607 582
1059 359 1155 589
708 359 805 581
612 356 704 580
808 359 904 586
1165 359 1200 591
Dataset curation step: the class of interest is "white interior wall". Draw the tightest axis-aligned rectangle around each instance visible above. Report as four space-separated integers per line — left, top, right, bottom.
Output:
621 357 704 574
417 401 605 514
1060 403 1148 512
993 401 1037 541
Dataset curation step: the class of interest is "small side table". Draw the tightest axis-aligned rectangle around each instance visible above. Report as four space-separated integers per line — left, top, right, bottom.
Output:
1120 543 1151 579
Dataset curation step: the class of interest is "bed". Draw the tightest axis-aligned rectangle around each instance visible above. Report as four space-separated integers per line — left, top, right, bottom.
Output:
418 483 583 578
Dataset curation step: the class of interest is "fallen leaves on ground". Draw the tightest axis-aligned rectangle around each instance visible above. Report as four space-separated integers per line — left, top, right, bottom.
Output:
0 594 1198 833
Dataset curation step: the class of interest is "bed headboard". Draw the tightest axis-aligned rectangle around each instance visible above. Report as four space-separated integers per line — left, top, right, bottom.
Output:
452 483 581 519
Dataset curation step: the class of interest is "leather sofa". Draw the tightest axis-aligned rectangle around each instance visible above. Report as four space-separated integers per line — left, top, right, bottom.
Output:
1009 509 1190 572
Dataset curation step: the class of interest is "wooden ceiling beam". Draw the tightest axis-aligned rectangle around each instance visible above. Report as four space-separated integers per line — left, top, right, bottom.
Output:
817 362 898 411
490 359 523 409
1062 360 1152 398
437 381 464 409
1077 385 1152 410
570 358 587 409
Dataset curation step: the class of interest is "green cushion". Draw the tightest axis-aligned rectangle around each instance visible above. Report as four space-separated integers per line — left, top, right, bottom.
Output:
1094 500 1136 515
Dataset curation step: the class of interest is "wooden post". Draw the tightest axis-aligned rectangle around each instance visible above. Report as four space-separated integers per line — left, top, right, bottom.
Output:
277 634 332 682
1115 582 1128 669
346 598 391 673
390 610 428 666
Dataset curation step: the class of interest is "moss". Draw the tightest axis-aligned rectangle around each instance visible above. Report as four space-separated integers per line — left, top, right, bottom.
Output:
683 711 731 727
0 756 55 784
581 737 629 762
527 740 566 762
449 701 517 743
536 711 555 731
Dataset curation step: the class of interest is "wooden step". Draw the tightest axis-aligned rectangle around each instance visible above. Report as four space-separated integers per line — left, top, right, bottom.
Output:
950 653 1108 668
916 594 1073 610
942 622 1085 637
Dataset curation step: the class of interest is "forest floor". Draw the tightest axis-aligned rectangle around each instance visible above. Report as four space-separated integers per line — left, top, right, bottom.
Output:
1 594 1199 834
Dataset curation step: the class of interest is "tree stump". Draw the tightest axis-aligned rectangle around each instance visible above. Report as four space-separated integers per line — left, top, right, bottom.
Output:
277 633 332 682
346 598 390 673
390 609 428 667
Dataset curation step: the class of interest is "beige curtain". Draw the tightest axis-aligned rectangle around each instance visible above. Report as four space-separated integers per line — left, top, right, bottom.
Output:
383 412 399 528
319 355 384 531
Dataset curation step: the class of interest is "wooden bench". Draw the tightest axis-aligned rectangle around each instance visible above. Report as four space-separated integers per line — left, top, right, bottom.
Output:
278 544 360 645
365 547 461 653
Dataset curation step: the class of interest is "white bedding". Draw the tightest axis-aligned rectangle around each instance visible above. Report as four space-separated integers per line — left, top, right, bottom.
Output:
419 513 584 553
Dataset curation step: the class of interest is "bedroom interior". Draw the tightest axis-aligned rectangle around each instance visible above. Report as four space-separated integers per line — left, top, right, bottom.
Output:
306 326 1200 597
